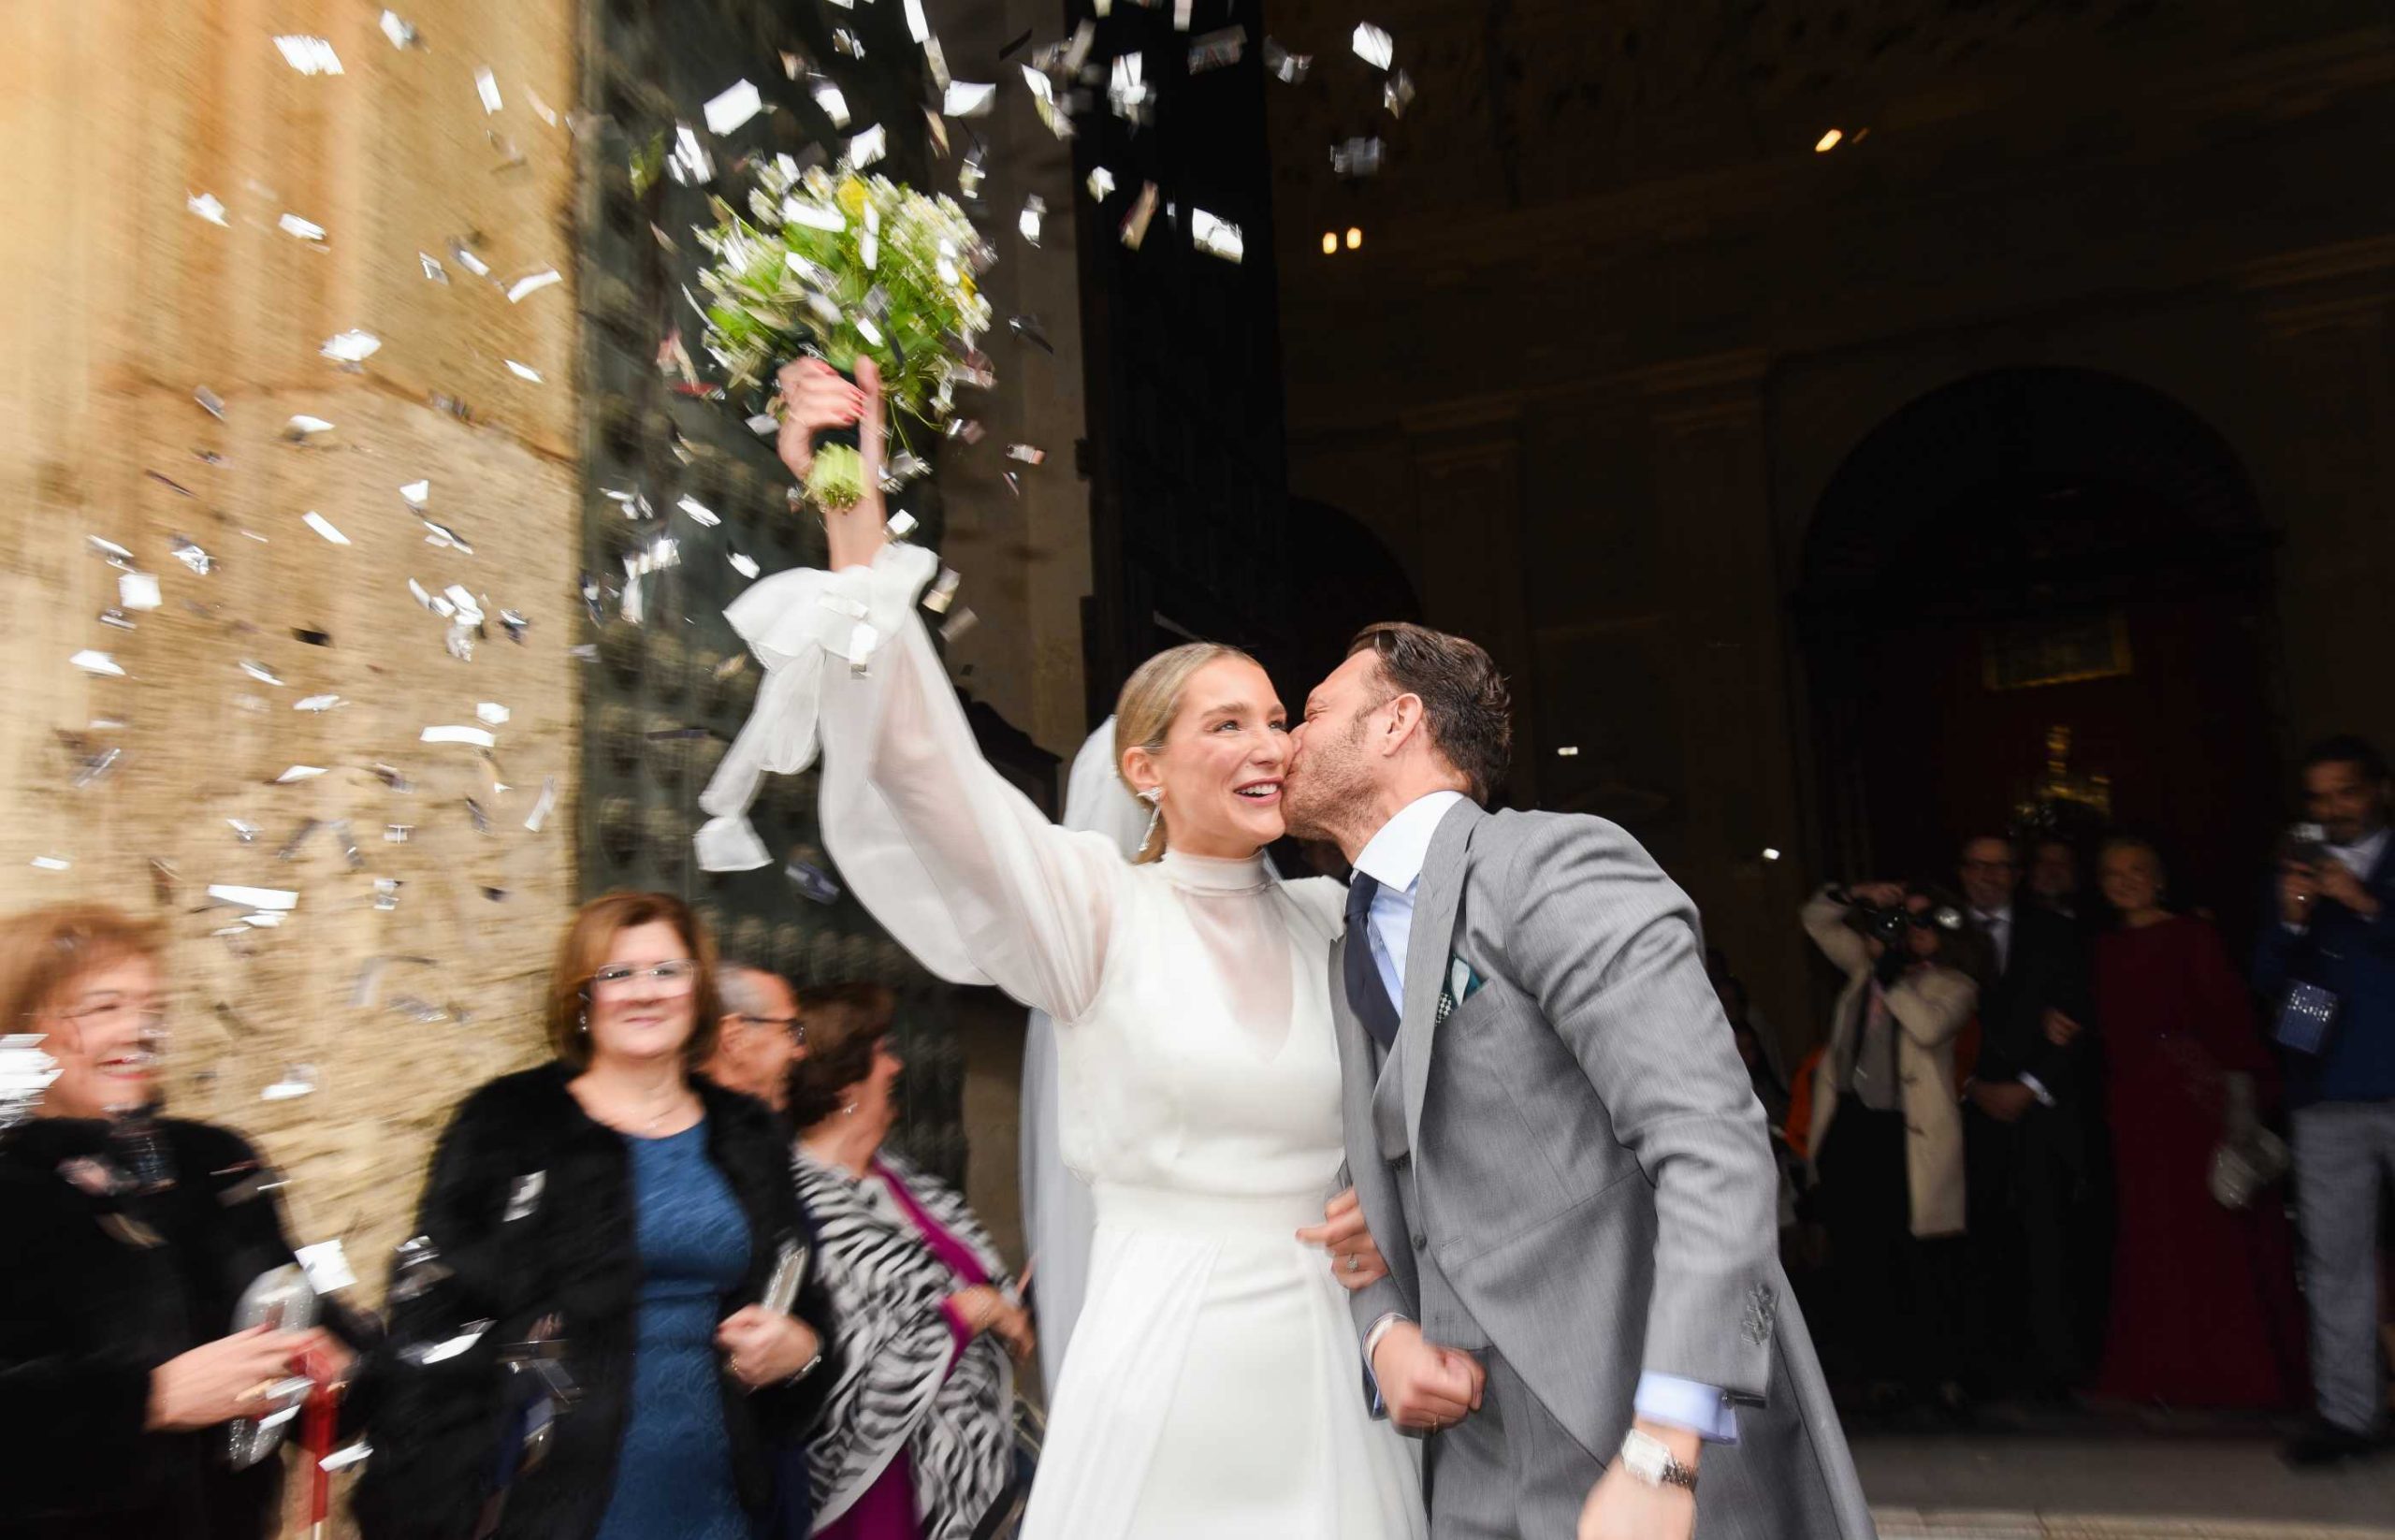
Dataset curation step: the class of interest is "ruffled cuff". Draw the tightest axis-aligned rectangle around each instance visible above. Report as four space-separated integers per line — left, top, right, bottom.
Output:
695 543 940 872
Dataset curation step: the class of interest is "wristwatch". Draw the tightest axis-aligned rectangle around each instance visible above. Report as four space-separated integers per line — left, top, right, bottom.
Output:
1619 1428 1699 1493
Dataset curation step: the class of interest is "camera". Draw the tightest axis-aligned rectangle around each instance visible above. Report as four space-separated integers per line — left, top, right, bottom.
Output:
1827 886 1966 949
2280 821 2330 868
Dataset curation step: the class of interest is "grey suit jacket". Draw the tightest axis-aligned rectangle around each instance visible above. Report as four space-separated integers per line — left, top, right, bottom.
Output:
1336 799 1873 1540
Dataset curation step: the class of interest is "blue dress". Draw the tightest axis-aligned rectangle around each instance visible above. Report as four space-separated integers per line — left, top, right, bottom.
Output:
594 1120 753 1540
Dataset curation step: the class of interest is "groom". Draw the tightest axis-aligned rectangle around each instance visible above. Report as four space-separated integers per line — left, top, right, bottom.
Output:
1284 623 1871 1540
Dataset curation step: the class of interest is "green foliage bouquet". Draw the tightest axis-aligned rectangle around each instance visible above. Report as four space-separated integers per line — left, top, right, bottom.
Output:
696 156 994 510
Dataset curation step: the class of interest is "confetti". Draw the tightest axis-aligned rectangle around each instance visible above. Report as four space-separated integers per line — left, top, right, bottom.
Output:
500 610 530 644
474 66 502 113
504 268 561 302
239 660 284 687
676 495 720 527
228 820 261 842
278 213 327 241
1189 26 1244 72
1120 182 1159 249
1006 443 1046 465
704 79 763 135
525 776 558 833
668 124 714 185
1352 23 1394 70
301 511 349 545
421 725 496 748
475 702 510 725
1262 38 1311 83
188 192 229 226
208 884 298 911
261 1065 320 1101
1191 209 1243 263
812 82 852 129
89 535 135 566
849 123 888 168
148 471 198 498
31 856 71 872
379 10 420 48
504 359 543 383
272 766 327 783
1331 137 1386 178
285 415 336 440
168 536 211 576
69 649 125 676
449 240 491 278
419 252 449 283
293 694 344 712
273 36 344 76
1018 195 1046 246
194 386 226 421
1087 166 1116 201
1384 69 1415 117
320 330 382 364
943 80 995 117
729 551 760 579
119 573 161 610
321 1441 372 1475
1107 54 1151 123
374 879 401 910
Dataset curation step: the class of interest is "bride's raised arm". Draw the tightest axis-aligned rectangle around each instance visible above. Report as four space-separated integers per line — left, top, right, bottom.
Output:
695 359 1125 1024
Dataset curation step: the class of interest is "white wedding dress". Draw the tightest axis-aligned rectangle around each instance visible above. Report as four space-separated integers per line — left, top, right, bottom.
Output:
695 545 1426 1540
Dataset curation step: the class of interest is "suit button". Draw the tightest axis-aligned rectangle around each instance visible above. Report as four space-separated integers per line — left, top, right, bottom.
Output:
1411 1232 1427 1251
1392 1153 1411 1170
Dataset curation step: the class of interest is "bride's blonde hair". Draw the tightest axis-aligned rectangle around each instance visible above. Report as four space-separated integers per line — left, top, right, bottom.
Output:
1114 641 1261 864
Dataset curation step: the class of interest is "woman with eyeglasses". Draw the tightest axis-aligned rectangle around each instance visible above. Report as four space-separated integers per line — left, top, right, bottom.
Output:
0 902 360 1540
356 892 838 1540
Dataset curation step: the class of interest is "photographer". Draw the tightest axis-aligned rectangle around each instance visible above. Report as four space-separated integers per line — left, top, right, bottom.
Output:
2254 735 2395 1466
1802 882 1983 1413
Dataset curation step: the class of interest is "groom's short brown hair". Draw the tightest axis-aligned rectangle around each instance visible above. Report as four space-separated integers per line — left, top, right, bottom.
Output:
1347 622 1513 804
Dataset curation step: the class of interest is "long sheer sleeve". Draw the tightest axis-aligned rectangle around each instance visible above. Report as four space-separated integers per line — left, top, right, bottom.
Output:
696 544 1124 1022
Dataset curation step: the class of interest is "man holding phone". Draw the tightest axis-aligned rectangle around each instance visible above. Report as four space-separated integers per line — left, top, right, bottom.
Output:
2256 735 2395 1467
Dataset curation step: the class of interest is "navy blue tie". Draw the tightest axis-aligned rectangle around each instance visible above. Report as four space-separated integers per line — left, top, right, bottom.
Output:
1344 873 1401 1050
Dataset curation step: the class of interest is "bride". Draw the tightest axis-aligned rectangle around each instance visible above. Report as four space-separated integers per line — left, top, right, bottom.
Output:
694 359 1428 1540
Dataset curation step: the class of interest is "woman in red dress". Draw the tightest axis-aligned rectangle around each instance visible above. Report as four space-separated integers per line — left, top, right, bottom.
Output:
2090 836 2306 1407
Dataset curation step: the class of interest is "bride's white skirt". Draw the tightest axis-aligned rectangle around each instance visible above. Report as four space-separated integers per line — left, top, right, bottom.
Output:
1021 1184 1427 1540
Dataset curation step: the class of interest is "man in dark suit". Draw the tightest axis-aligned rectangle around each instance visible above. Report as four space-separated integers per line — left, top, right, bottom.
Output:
2255 735 2395 1467
1957 833 2098 1400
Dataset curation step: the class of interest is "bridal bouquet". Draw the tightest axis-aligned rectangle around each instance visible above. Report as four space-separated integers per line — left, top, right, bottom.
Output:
696 158 994 510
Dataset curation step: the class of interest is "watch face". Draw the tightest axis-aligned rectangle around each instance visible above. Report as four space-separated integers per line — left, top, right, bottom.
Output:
1623 1436 1668 1483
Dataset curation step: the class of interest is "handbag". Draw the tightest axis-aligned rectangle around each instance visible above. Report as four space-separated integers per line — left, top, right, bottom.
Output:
2209 1071 2290 1211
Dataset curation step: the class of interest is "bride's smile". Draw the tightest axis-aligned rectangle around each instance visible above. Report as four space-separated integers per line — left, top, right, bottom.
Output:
1119 655 1293 859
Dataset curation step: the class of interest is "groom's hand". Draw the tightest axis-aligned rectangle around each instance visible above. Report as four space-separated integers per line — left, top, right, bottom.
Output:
1298 1187 1389 1291
1579 1423 1699 1540
1370 1323 1484 1432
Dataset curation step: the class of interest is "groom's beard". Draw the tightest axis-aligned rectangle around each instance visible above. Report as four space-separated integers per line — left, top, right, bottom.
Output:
1282 714 1372 843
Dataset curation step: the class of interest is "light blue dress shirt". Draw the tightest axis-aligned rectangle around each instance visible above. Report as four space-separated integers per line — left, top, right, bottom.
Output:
1352 791 1739 1443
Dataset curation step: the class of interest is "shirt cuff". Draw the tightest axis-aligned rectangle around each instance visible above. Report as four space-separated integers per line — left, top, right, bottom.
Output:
2017 1071 2057 1108
1359 1312 1411 1415
1633 1373 1740 1444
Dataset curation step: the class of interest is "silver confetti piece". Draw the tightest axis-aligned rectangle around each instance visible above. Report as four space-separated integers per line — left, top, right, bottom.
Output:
505 268 561 303
704 79 763 135
374 879 400 911
320 330 382 364
119 572 161 609
418 251 449 283
170 535 213 574
1191 210 1243 263
70 649 125 676
1006 443 1046 465
278 212 326 241
1352 22 1394 70
1384 69 1415 117
379 9 419 48
943 80 994 117
474 65 501 113
188 191 229 226
273 36 343 76
503 1170 547 1223
1120 182 1159 249
261 1066 319 1101
400 1320 493 1366
525 776 558 833
301 511 349 545
1018 195 1045 246
939 607 979 643
1262 38 1310 83
1189 26 1244 73
1331 137 1386 178
194 386 227 420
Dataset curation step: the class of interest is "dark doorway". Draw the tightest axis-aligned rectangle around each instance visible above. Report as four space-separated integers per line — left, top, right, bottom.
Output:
1797 368 2279 931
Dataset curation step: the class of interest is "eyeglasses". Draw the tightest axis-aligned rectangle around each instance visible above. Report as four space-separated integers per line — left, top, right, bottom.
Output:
57 997 168 1035
588 960 699 997
733 1013 805 1044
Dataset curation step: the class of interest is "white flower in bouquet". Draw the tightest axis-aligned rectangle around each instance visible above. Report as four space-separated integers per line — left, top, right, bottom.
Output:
696 156 995 510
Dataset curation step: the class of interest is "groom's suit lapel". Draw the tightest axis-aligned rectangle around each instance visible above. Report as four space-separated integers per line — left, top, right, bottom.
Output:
1401 798 1486 1164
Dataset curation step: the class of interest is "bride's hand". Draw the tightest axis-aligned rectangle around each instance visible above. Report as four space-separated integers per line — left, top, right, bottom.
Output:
1299 1186 1390 1292
774 359 866 485
819 357 891 572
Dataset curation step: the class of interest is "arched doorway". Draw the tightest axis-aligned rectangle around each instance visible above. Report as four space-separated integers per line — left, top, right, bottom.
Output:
1797 368 2279 926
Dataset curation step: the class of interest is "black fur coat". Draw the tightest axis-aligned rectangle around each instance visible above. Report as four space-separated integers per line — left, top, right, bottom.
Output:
352 1063 836 1540
0 1114 368 1540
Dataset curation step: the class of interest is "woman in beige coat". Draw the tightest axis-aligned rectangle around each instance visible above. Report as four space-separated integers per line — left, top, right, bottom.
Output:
1802 883 1983 1413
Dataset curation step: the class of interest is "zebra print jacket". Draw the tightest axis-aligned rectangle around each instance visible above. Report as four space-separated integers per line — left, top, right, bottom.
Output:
793 1146 1014 1540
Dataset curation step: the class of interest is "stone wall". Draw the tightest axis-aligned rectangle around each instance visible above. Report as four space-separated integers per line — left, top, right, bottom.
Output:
1 0 584 1312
